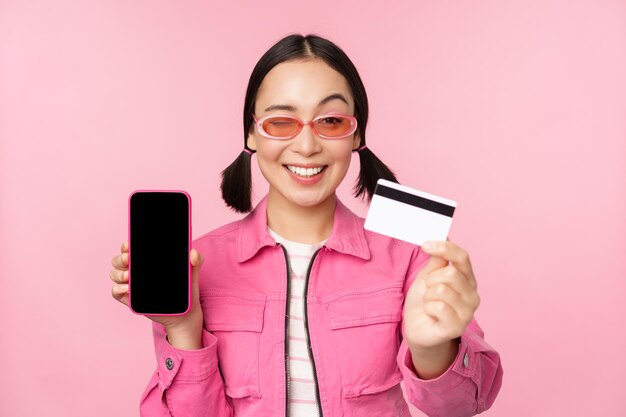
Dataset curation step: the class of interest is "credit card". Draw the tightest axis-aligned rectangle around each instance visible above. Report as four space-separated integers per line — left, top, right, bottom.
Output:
363 179 457 246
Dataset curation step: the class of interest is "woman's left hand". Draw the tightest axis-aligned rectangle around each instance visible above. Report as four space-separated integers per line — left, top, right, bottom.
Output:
403 239 481 350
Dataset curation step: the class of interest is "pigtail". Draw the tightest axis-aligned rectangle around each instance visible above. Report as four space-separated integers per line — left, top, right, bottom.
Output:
220 149 255 213
353 146 399 202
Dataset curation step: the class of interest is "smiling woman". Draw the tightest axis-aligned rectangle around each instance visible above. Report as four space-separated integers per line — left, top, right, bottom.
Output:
220 34 399 216
110 33 503 417
246 60 362 225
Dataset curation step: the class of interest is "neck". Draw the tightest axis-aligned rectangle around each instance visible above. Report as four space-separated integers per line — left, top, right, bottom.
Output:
266 190 336 244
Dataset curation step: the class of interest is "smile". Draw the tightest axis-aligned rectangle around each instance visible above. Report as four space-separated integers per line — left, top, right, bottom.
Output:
284 165 327 178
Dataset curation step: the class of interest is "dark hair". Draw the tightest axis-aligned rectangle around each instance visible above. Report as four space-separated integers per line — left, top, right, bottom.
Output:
220 33 398 213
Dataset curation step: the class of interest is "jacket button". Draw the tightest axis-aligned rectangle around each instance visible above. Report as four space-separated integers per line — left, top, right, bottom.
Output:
463 353 469 368
165 357 174 370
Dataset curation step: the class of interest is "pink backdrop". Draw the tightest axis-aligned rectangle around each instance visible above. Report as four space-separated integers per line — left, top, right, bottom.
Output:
1 1 625 415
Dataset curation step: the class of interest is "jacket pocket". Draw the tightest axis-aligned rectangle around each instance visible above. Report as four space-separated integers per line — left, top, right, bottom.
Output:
327 284 404 398
201 291 266 399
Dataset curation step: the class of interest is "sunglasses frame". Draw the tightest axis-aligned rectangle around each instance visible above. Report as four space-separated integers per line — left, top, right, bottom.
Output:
252 113 358 140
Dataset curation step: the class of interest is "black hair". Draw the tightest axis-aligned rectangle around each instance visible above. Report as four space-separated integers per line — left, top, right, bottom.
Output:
220 33 398 213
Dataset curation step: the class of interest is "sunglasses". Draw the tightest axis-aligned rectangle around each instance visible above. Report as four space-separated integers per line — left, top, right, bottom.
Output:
252 113 358 140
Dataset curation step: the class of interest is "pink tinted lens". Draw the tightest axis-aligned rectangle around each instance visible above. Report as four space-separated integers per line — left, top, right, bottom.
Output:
261 116 301 138
313 115 355 137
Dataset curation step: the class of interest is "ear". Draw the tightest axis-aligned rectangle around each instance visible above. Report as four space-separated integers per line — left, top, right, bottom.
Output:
246 131 257 151
352 132 361 151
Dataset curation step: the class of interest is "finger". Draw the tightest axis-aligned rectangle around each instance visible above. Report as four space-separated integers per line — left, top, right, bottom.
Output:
111 253 129 271
190 250 203 304
423 283 476 326
417 253 448 276
121 241 129 253
109 269 129 284
425 265 476 295
111 283 129 306
190 249 204 268
426 268 481 313
423 300 464 340
423 281 463 305
421 240 475 284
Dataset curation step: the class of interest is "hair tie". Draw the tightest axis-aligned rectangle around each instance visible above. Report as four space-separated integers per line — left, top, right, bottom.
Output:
355 145 367 152
243 148 254 155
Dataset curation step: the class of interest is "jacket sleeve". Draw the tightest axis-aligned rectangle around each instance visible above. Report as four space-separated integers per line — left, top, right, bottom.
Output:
139 321 233 417
396 246 504 417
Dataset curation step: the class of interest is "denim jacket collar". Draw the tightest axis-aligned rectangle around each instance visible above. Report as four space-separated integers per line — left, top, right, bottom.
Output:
236 194 371 262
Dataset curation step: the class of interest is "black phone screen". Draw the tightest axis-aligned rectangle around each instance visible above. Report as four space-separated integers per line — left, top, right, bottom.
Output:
129 191 190 315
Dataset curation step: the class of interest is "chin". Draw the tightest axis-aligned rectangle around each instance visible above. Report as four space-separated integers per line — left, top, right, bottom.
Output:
288 196 324 208
285 190 333 208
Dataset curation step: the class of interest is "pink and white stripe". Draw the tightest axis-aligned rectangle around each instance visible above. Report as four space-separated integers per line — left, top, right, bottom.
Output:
269 227 325 417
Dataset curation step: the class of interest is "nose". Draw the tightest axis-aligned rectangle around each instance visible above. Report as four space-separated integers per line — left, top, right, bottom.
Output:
291 122 322 156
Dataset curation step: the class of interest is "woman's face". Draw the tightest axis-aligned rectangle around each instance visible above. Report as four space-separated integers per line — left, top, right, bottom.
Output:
247 59 361 209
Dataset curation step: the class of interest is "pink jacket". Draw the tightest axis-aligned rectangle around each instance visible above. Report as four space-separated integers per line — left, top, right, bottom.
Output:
139 195 503 417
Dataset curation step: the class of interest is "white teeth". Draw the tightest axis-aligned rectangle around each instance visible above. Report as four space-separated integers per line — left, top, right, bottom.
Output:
286 165 325 177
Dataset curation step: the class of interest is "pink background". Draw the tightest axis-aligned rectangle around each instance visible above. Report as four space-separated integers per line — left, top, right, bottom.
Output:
1 1 625 416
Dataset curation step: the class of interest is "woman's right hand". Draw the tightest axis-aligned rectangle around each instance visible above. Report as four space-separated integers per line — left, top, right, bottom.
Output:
110 241 204 336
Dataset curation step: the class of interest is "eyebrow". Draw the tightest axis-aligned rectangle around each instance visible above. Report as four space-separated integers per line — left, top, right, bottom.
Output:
263 93 350 113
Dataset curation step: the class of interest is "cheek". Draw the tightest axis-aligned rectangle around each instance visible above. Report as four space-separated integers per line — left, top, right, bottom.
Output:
256 141 284 164
255 142 287 181
330 144 354 168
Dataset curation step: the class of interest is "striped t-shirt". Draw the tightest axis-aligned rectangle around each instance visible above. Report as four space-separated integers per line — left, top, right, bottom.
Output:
268 227 327 417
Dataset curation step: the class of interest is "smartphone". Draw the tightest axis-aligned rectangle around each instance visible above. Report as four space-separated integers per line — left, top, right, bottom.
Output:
128 190 191 315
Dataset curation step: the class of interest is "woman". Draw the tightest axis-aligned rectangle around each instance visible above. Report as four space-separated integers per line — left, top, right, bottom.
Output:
110 33 503 417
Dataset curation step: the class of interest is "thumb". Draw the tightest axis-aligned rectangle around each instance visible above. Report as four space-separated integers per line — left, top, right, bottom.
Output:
418 253 448 276
188 249 203 314
190 249 204 269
